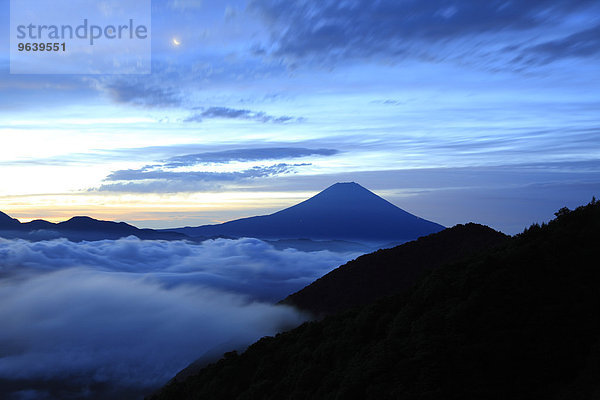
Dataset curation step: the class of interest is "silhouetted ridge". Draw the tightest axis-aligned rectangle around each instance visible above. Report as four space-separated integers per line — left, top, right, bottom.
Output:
151 199 600 400
57 216 140 233
23 219 57 230
282 223 508 316
0 211 20 227
0 212 190 241
170 182 444 241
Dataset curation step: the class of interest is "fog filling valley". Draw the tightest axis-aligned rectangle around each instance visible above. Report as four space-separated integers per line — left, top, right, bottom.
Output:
0 236 360 399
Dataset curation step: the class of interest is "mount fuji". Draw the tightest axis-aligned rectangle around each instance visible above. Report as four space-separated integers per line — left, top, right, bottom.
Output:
169 182 444 242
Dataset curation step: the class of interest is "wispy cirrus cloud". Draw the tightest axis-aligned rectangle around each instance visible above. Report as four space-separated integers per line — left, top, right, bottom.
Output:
518 23 600 65
249 0 600 68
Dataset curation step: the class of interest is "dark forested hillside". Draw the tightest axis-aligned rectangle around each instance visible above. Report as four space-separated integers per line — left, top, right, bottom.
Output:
151 199 600 400
282 223 508 316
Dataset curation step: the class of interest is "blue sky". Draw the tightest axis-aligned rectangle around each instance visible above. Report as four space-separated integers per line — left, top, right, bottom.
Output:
0 0 599 234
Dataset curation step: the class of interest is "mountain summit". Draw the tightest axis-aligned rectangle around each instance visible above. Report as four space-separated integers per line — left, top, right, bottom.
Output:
172 182 444 242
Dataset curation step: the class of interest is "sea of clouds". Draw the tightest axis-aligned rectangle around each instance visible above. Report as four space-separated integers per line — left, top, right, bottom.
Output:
0 236 359 399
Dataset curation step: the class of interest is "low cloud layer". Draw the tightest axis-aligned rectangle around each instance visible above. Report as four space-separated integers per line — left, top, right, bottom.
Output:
0 237 359 398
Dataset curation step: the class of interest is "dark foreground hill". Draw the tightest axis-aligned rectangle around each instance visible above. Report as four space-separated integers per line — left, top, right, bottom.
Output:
282 223 508 316
168 182 444 242
151 199 600 400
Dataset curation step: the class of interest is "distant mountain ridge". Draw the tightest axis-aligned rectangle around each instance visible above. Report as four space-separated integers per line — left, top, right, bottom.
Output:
0 183 444 245
0 213 188 241
168 182 444 242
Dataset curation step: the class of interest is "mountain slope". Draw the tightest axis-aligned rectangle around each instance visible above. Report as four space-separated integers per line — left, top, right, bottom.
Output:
0 211 20 227
170 182 444 242
151 199 600 400
282 223 508 316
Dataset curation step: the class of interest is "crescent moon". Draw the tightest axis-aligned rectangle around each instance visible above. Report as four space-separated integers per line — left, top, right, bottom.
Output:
172 38 181 46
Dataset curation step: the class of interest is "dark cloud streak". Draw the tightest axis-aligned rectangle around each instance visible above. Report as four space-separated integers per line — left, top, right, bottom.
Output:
165 147 339 167
99 164 310 192
184 107 304 123
521 23 600 65
97 147 339 193
105 163 303 182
